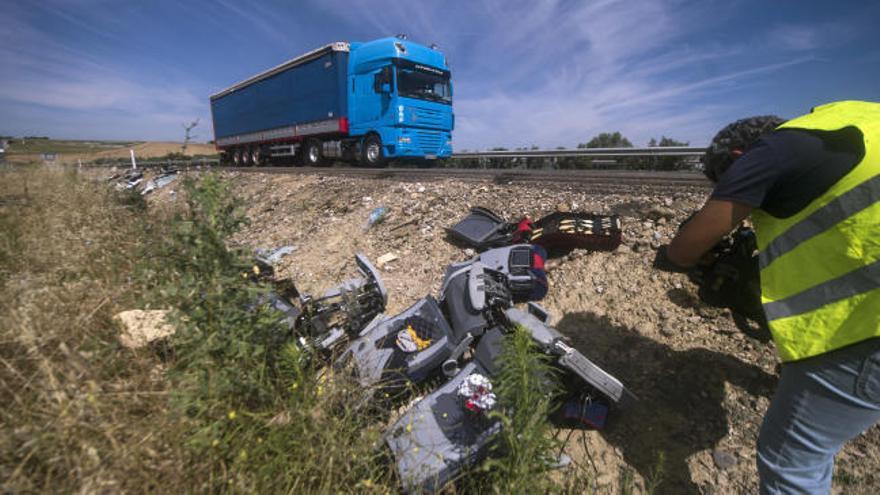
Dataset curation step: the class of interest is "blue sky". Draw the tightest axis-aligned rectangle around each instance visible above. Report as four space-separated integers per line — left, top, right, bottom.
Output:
1 0 878 149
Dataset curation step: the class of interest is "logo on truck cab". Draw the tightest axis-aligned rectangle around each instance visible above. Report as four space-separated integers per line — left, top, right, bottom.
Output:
415 64 445 75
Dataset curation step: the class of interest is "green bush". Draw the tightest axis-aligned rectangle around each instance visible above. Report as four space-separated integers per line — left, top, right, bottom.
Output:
463 327 564 493
140 173 392 491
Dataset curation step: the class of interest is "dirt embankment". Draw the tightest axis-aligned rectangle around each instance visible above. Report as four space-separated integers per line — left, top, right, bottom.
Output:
152 170 879 494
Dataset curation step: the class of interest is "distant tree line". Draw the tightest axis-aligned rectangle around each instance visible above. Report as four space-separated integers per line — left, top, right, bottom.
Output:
452 131 697 171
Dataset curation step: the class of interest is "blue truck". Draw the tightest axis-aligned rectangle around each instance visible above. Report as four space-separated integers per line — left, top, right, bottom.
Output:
210 37 453 167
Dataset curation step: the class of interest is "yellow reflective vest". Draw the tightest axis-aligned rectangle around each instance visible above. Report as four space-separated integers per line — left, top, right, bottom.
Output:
751 100 880 362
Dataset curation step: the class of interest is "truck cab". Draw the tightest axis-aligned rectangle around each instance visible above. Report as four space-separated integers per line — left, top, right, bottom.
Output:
348 37 454 164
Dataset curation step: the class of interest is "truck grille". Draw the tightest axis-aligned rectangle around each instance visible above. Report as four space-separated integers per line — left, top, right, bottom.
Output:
414 108 444 127
416 130 443 153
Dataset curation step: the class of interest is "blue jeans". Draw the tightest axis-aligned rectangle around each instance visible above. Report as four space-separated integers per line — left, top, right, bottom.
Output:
757 337 880 494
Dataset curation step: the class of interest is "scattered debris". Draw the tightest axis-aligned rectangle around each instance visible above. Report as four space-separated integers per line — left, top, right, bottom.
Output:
363 206 388 230
447 206 623 253
226 172 820 492
389 218 418 232
255 245 297 265
141 171 178 195
115 309 175 349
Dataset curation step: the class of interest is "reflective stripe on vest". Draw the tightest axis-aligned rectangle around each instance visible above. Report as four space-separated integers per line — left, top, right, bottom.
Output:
751 100 880 362
758 174 880 270
763 259 880 321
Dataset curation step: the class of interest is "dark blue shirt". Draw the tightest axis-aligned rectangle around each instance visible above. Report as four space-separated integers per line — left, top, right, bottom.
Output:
711 128 863 218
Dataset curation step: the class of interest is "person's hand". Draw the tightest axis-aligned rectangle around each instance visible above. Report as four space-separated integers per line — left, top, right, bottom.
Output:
653 245 690 273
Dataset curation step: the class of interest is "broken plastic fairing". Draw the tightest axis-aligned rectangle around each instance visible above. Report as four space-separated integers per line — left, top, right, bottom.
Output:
503 307 637 407
294 254 387 352
386 328 507 494
337 296 455 393
445 206 515 249
386 300 641 493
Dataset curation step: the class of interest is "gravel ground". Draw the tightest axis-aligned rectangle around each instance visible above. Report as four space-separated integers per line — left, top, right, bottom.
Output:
151 169 879 494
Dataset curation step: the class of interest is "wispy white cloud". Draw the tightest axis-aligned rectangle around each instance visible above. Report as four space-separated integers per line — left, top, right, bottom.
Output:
214 0 292 45
0 10 207 140
304 0 815 148
770 25 821 51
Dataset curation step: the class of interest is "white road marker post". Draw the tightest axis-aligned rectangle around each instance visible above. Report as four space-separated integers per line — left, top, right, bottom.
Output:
130 149 137 170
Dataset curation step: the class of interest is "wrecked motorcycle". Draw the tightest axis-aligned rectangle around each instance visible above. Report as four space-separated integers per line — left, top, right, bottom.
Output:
265 245 635 493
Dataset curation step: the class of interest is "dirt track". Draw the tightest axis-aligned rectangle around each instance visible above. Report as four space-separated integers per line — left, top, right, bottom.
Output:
147 169 879 493
9 141 217 165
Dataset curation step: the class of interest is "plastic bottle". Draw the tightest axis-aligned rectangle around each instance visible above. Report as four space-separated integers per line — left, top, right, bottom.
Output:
364 206 388 230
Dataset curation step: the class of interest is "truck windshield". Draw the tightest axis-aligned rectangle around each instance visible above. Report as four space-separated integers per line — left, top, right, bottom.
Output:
397 67 452 105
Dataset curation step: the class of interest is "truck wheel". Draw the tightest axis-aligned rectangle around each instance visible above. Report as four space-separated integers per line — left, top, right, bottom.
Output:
360 134 386 167
303 139 323 167
251 148 262 166
232 149 241 166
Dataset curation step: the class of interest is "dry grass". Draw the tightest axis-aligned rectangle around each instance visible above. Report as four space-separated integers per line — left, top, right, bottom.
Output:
0 167 395 493
0 166 186 492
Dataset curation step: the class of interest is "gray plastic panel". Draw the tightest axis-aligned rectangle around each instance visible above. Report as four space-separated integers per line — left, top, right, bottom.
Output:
558 349 628 404
447 207 508 248
441 270 491 343
526 302 551 323
468 262 487 311
344 296 453 388
438 263 471 300
386 362 500 493
503 307 562 349
356 253 387 306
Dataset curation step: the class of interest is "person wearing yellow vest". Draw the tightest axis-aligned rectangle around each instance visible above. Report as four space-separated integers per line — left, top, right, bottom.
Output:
659 101 880 493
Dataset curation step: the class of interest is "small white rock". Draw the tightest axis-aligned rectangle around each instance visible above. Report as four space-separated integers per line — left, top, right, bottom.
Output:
115 310 175 349
376 252 399 268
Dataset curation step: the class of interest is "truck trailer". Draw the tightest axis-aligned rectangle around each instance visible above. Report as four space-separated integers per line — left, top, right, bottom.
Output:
210 37 454 167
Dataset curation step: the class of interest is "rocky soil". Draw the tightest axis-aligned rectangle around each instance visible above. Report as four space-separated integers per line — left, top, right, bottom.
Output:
154 169 879 494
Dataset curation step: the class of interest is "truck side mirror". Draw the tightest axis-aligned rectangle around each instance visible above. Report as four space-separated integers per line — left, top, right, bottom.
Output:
380 82 391 93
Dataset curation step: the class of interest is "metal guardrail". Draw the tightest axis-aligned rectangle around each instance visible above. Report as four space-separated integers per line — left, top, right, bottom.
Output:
451 146 707 159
